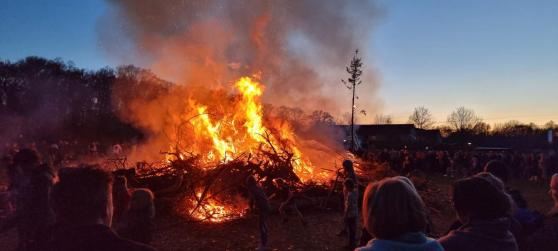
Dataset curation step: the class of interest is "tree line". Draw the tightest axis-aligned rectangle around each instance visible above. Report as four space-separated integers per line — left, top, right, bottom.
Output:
404 106 556 137
0 57 159 144
0 57 340 147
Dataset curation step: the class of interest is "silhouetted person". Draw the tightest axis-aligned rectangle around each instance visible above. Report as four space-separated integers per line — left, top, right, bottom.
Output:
474 172 525 248
118 188 155 245
0 149 54 251
342 159 358 186
343 178 358 250
112 176 131 227
47 166 156 251
438 175 517 251
509 190 543 235
245 175 271 251
356 176 443 251
338 159 358 237
523 173 558 251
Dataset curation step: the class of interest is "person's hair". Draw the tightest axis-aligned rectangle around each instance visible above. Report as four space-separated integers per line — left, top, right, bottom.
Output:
344 178 355 191
484 160 509 183
362 176 427 239
130 188 155 217
52 165 113 224
452 176 511 221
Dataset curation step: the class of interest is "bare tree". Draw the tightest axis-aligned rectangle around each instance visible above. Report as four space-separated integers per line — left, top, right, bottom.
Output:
341 50 363 151
472 121 491 135
408 106 434 129
374 114 393 124
309 110 335 126
446 107 482 132
493 120 542 136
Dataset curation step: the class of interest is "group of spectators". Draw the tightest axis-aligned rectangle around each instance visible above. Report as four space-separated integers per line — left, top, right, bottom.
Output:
365 149 558 181
0 148 156 251
2 140 134 171
2 145 558 251
339 158 558 251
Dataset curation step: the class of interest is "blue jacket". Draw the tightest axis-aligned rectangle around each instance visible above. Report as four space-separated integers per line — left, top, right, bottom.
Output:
356 232 444 251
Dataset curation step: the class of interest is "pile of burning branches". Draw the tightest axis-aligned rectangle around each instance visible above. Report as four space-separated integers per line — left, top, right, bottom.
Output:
118 76 344 222
133 131 317 223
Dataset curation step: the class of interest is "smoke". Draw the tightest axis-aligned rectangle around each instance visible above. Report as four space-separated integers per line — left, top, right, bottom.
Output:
99 1 383 165
100 0 382 117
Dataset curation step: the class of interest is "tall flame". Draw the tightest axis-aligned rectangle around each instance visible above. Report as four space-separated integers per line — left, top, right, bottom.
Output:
174 76 332 222
184 76 317 181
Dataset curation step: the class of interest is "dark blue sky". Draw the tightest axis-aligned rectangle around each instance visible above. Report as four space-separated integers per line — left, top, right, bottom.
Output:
1 0 557 124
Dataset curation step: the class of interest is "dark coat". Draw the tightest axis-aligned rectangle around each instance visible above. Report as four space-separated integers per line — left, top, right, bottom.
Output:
46 224 157 251
438 217 518 251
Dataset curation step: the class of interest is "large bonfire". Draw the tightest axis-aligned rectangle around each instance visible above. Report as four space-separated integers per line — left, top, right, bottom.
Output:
131 75 341 223
103 0 378 224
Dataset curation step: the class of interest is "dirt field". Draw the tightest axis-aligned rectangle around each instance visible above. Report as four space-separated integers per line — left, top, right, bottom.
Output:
0 175 553 251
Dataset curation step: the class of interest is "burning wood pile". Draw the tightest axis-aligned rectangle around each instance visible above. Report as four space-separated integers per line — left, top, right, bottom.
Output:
127 76 339 223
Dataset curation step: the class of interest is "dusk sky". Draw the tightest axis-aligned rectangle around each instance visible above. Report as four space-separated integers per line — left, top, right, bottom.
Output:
1 0 557 126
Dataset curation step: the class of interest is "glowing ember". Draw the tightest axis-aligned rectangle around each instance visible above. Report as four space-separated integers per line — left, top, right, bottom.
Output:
189 192 246 223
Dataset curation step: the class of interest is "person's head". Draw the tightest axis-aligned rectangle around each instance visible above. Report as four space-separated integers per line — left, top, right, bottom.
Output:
549 174 558 206
130 188 155 217
362 176 427 240
344 178 355 192
451 176 511 223
52 166 114 226
483 160 509 184
342 159 354 173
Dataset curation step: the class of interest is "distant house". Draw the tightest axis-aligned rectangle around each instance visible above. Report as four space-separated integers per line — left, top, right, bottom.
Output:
338 124 441 150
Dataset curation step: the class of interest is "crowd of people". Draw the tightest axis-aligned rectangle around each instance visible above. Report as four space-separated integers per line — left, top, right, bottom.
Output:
1 140 135 171
0 149 156 251
342 158 558 251
365 148 558 182
1 147 558 251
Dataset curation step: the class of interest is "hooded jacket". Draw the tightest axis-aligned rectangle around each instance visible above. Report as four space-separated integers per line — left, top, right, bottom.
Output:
438 217 518 251
356 232 444 251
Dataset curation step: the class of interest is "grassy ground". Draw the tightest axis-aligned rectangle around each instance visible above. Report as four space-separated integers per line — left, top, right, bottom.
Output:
0 175 553 251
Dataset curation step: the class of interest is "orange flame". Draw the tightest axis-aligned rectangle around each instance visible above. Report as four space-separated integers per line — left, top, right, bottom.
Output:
189 192 246 223
167 76 334 222
182 76 318 181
